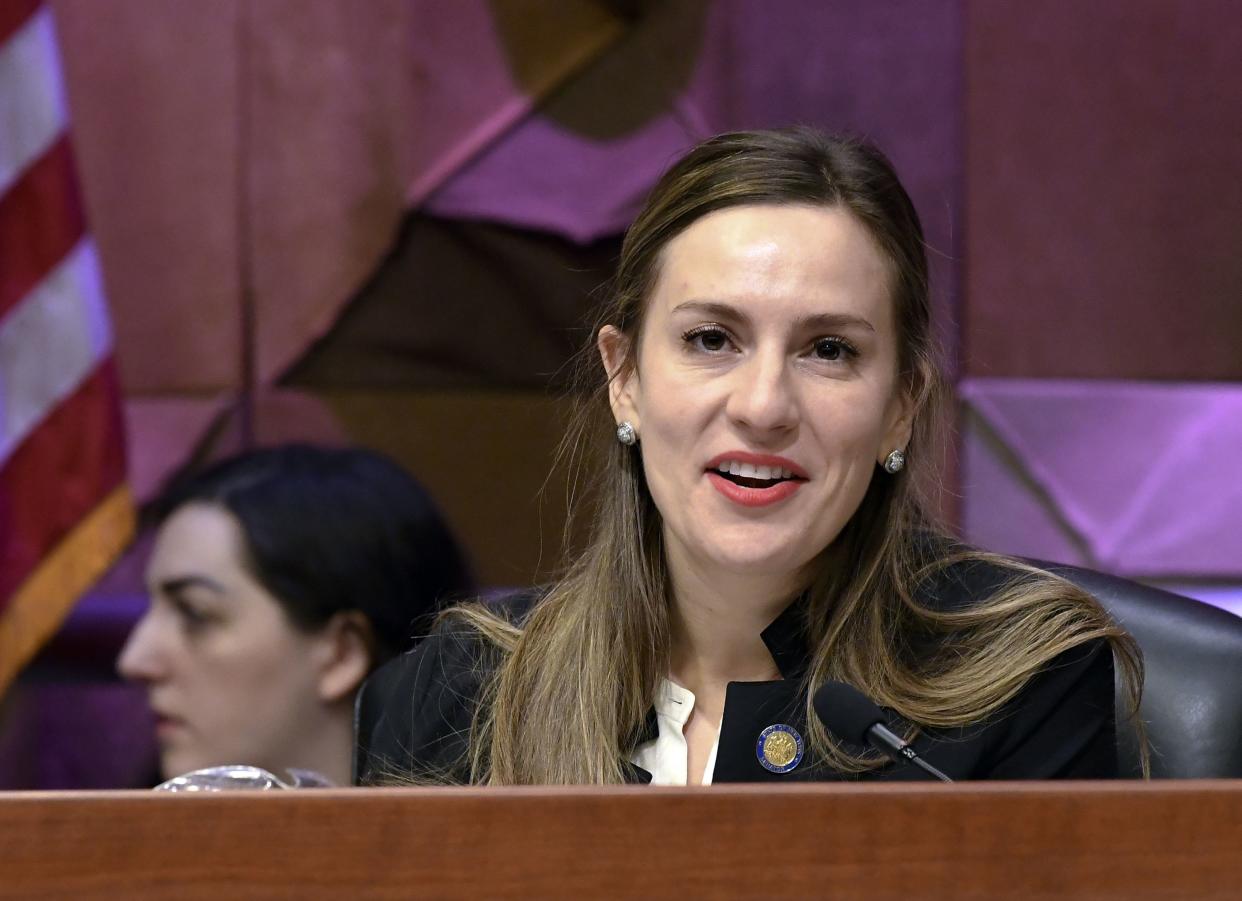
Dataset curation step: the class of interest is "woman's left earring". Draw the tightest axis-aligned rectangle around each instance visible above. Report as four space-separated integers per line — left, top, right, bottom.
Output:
883 449 906 474
616 421 637 446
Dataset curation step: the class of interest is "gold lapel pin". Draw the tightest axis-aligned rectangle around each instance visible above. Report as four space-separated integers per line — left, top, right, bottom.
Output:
756 723 804 773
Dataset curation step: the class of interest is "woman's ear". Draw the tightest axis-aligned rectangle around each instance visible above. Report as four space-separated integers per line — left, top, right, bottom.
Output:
879 387 915 466
314 611 375 704
597 325 640 429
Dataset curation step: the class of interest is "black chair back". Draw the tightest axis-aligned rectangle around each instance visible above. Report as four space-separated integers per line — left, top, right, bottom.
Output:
1048 564 1242 778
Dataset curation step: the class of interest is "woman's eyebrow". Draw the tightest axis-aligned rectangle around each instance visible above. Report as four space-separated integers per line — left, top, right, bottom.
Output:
669 300 874 333
153 575 227 597
796 312 875 333
669 300 749 323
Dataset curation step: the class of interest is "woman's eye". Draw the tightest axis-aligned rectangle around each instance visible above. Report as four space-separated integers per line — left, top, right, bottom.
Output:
172 600 212 633
682 326 735 354
812 337 857 362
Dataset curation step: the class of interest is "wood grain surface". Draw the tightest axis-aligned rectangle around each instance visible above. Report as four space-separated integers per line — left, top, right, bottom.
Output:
1 781 1239 899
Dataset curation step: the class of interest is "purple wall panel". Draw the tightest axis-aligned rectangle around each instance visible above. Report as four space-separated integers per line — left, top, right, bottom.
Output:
1159 584 1242 619
0 682 156 790
705 0 964 360
965 0 1242 379
961 405 1091 568
961 378 1242 582
425 112 700 242
424 0 964 352
962 2 1242 615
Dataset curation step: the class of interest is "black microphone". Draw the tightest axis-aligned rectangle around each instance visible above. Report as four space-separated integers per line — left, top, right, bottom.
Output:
813 680 953 783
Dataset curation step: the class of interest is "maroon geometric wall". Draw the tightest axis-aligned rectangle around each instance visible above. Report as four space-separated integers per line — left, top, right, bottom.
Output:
7 0 1239 790
961 0 1242 610
965 1 1242 381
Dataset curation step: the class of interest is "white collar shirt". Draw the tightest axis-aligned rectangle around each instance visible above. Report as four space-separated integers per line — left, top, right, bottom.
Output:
629 678 721 786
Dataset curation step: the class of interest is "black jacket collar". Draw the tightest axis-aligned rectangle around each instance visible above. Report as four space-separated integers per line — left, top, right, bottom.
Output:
625 595 813 784
759 593 813 682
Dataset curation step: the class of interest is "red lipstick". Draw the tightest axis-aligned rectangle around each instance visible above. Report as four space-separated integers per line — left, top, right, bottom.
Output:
705 451 808 508
151 708 185 740
705 451 809 478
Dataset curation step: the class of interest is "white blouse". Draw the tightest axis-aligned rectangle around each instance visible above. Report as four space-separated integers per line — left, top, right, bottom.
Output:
629 678 721 785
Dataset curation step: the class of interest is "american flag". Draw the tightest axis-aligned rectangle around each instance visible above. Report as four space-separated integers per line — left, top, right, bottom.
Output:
0 0 133 694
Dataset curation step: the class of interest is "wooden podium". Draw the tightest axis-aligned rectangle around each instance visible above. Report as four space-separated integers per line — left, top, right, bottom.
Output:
1 782 1239 899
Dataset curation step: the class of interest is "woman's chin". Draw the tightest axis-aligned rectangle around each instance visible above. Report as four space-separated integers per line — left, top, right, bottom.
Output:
668 523 822 586
700 544 811 582
160 744 232 780
159 750 201 780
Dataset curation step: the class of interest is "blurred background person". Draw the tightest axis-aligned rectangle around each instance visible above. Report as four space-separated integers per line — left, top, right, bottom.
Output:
117 444 471 786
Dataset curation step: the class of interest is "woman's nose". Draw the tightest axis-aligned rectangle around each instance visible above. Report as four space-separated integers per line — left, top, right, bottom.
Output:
116 608 168 683
725 350 798 436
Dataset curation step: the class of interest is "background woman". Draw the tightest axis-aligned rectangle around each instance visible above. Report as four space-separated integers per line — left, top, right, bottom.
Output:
358 128 1143 785
119 444 471 786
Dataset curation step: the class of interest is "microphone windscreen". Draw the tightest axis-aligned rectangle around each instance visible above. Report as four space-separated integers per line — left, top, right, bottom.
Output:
813 680 885 745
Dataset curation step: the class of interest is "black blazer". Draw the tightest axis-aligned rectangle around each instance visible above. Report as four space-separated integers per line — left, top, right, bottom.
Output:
356 561 1118 785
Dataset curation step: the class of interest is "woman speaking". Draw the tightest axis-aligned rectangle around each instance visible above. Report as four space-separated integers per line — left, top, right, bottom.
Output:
357 128 1144 785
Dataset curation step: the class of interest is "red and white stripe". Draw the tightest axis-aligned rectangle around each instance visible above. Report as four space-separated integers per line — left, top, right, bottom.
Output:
0 0 132 693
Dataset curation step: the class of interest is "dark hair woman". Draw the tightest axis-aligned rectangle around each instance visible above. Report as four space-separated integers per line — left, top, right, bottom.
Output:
119 444 471 786
358 128 1144 786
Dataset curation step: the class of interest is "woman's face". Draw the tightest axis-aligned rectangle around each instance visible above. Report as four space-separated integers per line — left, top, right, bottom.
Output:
118 503 334 779
602 203 912 588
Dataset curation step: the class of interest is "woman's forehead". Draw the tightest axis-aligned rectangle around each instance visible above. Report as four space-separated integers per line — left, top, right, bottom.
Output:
646 204 894 328
145 503 249 589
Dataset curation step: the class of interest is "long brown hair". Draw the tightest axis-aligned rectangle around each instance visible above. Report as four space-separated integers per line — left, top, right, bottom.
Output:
447 128 1145 783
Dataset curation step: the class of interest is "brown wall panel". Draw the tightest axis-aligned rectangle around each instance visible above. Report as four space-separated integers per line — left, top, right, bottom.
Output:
965 0 1242 379
54 0 242 393
316 390 577 590
246 0 416 384
234 389 576 590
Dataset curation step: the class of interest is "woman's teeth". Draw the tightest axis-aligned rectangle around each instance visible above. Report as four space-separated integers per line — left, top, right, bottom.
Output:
715 461 795 481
